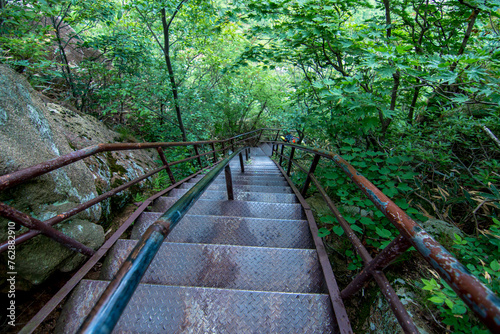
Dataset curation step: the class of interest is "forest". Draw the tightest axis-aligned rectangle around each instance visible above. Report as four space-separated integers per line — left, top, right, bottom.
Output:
1 0 499 332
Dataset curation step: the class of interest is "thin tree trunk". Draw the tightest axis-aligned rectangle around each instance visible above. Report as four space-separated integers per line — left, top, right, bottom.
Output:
161 3 187 141
251 101 267 130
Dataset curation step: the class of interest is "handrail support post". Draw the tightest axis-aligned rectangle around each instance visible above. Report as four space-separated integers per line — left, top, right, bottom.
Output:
211 143 217 163
301 154 321 197
341 235 412 299
193 144 202 168
239 152 245 173
224 165 234 200
287 147 296 176
279 144 284 166
156 147 176 184
273 130 280 155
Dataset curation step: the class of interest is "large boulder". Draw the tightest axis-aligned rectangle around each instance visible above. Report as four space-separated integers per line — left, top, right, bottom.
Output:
0 65 156 289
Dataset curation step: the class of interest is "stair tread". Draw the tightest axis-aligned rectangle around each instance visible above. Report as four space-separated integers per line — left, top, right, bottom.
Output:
100 240 325 293
168 188 297 203
179 182 293 193
150 197 304 220
56 280 336 334
187 178 288 187
131 213 313 248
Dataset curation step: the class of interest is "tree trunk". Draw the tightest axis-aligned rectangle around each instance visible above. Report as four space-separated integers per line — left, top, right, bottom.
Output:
161 5 187 142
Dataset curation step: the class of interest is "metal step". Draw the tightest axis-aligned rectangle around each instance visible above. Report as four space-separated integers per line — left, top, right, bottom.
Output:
100 240 325 293
130 213 313 248
150 197 304 220
56 280 336 334
186 178 289 187
192 174 286 182
168 188 298 203
179 182 294 194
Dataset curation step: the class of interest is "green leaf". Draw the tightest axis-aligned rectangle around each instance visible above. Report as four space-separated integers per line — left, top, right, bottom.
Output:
491 260 500 271
318 227 331 238
375 227 392 238
445 299 454 309
320 215 335 224
351 224 363 233
332 225 344 236
452 304 467 315
429 296 444 304
359 217 373 225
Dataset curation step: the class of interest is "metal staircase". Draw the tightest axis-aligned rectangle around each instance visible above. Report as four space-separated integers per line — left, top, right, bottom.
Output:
55 145 339 333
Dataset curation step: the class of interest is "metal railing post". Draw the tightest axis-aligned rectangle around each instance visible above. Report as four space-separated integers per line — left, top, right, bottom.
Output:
273 130 280 155
301 154 321 197
156 147 176 184
224 165 234 200
279 144 284 165
231 138 235 152
341 235 412 299
245 148 249 161
257 129 264 143
221 141 226 157
211 143 217 163
287 147 295 176
239 152 245 173
193 144 202 168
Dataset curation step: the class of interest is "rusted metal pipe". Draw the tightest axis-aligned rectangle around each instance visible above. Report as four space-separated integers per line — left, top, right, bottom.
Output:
301 154 321 197
156 147 176 184
193 144 202 168
341 235 412 299
225 165 234 200
273 161 353 334
0 140 223 192
266 140 500 332
287 147 295 176
0 165 167 253
0 203 95 257
239 152 245 173
19 169 207 334
278 155 421 332
273 130 280 156
76 149 245 334
211 143 217 163
279 144 284 165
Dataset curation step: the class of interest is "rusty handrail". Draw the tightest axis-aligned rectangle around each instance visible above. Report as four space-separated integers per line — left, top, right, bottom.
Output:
0 129 271 256
266 140 500 333
76 148 248 334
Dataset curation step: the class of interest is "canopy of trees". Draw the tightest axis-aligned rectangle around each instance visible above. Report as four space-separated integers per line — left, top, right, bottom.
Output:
1 0 499 332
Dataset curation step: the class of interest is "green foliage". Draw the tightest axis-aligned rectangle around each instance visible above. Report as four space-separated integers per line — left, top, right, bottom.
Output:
312 141 421 256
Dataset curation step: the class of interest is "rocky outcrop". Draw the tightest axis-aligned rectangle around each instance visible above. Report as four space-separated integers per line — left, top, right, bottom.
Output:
0 64 157 289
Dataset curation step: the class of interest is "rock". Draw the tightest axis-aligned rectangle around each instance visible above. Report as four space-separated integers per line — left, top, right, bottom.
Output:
0 220 103 289
342 205 373 218
419 219 464 246
0 64 156 288
364 279 433 334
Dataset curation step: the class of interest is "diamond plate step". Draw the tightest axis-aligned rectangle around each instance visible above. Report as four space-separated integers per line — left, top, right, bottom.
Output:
56 280 336 334
186 178 288 187
150 197 304 220
179 182 293 193
168 188 298 203
100 240 325 293
192 174 286 182
130 213 313 248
